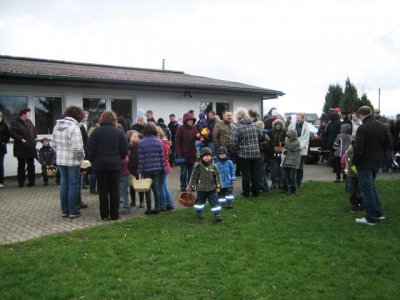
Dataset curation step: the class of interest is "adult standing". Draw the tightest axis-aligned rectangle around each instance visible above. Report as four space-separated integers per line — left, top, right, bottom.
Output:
175 112 200 192
373 109 387 124
288 113 317 187
10 108 37 187
353 106 389 225
168 113 179 166
130 116 146 137
52 106 85 218
146 110 157 123
206 111 217 154
0 111 11 188
87 110 129 221
213 110 235 159
230 108 261 197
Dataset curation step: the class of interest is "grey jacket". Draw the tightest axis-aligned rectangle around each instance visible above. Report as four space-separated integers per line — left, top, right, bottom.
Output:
282 137 301 169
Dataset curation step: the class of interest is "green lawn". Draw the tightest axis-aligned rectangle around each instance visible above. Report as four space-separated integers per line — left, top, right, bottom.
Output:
1 180 399 299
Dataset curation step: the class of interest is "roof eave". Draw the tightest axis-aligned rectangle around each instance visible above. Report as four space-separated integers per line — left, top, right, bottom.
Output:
0 71 284 97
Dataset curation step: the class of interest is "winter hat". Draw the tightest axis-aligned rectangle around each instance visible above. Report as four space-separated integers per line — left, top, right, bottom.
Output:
217 146 228 155
271 109 279 117
286 129 298 139
201 147 213 157
157 118 165 124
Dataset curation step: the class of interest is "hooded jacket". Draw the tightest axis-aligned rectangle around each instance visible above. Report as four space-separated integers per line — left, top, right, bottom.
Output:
324 112 342 151
282 130 301 169
52 117 84 166
333 123 351 157
175 113 199 164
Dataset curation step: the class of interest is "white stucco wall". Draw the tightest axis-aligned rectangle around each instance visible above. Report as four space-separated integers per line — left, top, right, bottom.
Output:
1 83 262 177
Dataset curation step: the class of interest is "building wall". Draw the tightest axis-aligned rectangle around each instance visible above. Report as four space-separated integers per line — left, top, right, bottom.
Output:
1 83 261 177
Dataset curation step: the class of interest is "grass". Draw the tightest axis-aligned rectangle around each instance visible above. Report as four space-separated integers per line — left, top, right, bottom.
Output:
1 180 400 299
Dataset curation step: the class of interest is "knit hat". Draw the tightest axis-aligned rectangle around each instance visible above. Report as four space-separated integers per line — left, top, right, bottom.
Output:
157 118 165 124
201 147 213 157
286 129 298 139
217 146 228 155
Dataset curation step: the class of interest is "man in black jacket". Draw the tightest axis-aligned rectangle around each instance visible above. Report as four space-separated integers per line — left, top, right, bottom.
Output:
10 108 37 187
352 106 389 225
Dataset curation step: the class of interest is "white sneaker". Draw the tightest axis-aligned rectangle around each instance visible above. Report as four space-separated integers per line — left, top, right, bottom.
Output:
355 217 376 226
0 183 4 188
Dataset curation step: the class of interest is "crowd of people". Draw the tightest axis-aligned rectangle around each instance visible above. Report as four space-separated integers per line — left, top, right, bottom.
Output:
0 105 398 225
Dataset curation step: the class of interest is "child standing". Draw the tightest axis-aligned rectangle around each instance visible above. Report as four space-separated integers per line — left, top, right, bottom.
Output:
281 130 301 195
126 130 144 208
157 126 175 211
333 123 351 182
187 147 223 222
119 154 131 215
345 136 363 213
38 137 59 186
215 146 236 209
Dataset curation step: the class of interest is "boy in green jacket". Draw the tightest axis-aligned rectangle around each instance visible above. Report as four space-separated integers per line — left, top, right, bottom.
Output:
187 147 223 222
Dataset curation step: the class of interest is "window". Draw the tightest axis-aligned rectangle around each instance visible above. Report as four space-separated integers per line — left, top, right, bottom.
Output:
0 95 28 127
111 99 132 131
216 102 230 119
34 96 62 134
83 98 106 124
199 101 213 115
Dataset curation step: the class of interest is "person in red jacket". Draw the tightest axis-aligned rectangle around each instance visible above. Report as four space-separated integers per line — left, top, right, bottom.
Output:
175 113 200 192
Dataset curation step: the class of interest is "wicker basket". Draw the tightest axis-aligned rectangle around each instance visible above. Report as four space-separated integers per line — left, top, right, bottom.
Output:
46 166 58 177
179 192 196 207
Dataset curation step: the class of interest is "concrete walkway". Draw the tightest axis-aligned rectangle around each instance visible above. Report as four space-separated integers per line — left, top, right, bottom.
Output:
1 163 398 245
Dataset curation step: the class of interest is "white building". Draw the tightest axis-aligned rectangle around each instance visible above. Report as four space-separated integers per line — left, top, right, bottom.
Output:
0 55 284 176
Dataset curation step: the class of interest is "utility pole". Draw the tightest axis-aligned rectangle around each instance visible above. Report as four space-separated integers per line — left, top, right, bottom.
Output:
378 88 381 110
162 59 165 70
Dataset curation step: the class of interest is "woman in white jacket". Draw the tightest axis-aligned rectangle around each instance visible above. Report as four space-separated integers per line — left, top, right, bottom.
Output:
288 113 318 187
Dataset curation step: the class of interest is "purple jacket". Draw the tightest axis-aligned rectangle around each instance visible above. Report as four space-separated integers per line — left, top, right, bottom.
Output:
137 135 166 174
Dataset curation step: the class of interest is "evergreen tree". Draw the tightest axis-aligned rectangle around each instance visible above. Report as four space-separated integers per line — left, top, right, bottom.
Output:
340 77 359 113
322 84 343 121
360 93 374 111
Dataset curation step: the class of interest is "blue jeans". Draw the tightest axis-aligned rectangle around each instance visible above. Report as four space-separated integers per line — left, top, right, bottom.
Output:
158 172 174 209
58 165 80 215
144 172 160 211
119 176 130 212
357 169 384 223
271 159 283 187
180 162 194 191
258 161 269 191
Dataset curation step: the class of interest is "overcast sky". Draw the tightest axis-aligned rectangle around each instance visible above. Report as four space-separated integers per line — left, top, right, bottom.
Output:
1 0 399 117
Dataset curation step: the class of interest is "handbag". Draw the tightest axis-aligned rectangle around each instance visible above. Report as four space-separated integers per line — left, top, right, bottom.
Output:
46 166 58 177
130 175 153 192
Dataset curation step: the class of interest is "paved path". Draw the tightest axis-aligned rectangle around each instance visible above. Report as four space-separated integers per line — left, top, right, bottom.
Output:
0 163 398 245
